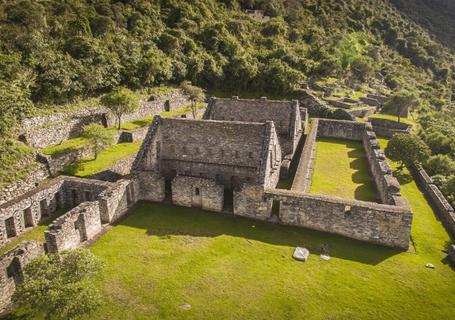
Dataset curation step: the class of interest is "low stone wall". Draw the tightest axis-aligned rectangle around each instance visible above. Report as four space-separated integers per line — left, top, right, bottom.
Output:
317 118 367 140
99 179 137 224
0 177 112 248
413 167 455 238
360 96 381 106
362 128 403 205
291 119 318 192
0 241 44 312
45 177 136 253
234 184 272 220
266 189 412 249
45 202 102 253
368 118 412 138
87 153 137 182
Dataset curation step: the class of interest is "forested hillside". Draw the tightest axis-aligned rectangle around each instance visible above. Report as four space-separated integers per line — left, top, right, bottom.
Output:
1 0 455 191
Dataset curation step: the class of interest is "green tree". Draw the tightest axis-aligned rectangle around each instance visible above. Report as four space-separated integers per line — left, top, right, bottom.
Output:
13 249 104 320
180 81 206 119
81 124 114 159
426 154 455 176
101 87 139 129
382 90 419 122
385 133 431 170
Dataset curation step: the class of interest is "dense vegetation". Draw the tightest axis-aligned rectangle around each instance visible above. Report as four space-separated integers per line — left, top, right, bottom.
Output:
0 0 454 192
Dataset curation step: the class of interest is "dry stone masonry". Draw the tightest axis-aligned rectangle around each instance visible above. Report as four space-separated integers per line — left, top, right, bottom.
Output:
133 98 412 249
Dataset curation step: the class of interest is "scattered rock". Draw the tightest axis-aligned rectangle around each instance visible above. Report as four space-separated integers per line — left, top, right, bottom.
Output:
179 304 192 310
293 247 309 262
320 254 331 261
425 263 435 269
251 225 255 228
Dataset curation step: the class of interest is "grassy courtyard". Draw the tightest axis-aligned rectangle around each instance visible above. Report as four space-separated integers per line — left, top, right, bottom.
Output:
309 137 378 202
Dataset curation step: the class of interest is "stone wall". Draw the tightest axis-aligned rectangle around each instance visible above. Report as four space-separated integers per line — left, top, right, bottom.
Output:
22 108 107 149
134 117 280 188
172 176 224 212
0 241 44 312
317 118 367 140
362 129 403 205
291 119 318 192
99 179 137 224
413 167 455 238
0 164 49 206
21 90 190 149
368 118 412 138
234 184 272 220
0 178 64 247
45 202 102 253
203 97 302 158
0 177 111 248
266 189 412 249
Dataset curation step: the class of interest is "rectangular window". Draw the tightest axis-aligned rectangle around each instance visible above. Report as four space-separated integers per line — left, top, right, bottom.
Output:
221 149 225 157
249 152 253 159
235 151 239 158
5 217 16 238
195 188 200 196
40 199 48 217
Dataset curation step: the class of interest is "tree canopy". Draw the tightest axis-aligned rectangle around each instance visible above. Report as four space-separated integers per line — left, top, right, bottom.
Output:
13 249 104 320
101 87 139 129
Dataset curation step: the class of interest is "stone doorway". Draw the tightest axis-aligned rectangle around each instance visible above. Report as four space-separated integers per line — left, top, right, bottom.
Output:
223 188 234 213
191 187 202 207
164 100 170 112
24 207 34 228
164 178 173 202
40 199 48 217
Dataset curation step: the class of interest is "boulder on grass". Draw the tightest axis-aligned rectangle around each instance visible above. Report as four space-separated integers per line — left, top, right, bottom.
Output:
293 247 309 262
448 245 455 264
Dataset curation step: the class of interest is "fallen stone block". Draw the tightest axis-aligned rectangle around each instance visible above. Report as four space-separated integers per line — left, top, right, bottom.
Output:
293 247 309 262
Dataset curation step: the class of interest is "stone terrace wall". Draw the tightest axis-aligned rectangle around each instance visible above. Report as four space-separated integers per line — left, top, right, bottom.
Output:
317 118 367 140
0 164 49 206
266 189 412 249
291 119 319 192
21 90 190 149
22 108 107 149
0 241 44 312
413 167 455 238
369 118 412 138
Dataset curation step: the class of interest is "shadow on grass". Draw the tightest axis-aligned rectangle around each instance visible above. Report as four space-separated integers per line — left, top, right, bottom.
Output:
118 202 402 266
393 169 413 185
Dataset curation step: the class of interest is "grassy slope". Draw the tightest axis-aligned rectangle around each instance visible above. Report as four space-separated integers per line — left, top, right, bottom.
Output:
309 138 378 202
368 114 416 126
0 226 47 255
64 142 142 177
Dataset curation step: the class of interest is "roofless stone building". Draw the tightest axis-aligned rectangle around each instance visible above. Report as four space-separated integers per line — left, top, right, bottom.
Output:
132 117 282 219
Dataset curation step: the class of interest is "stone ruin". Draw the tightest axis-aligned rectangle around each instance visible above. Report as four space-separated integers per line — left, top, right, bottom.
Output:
203 97 304 177
0 96 414 311
0 176 136 311
132 97 412 249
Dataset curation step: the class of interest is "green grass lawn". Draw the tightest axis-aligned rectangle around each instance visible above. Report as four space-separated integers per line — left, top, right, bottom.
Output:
41 137 88 156
8 137 455 319
0 226 47 255
369 113 416 126
309 138 378 202
64 142 141 177
58 198 455 320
